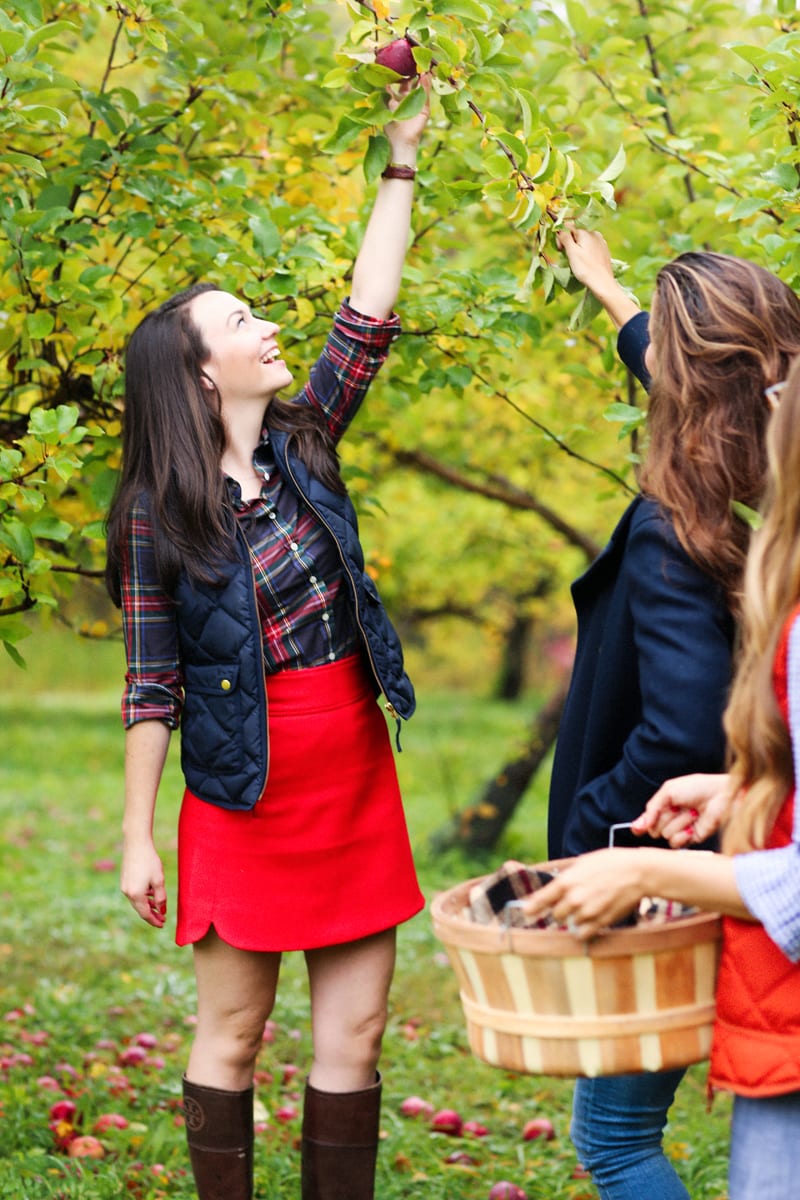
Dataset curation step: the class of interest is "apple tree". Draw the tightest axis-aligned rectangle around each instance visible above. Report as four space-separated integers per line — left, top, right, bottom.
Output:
1 0 798 768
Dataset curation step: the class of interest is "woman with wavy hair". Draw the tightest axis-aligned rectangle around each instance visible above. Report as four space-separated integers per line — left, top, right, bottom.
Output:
540 227 800 1200
523 355 800 1200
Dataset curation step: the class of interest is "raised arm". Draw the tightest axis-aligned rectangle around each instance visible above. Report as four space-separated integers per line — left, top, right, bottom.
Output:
349 75 431 319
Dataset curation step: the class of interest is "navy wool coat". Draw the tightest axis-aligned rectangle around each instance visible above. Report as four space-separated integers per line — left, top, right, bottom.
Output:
547 314 736 858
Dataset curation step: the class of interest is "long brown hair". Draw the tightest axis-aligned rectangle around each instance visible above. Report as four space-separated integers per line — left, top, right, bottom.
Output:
724 357 800 852
639 252 800 611
106 284 344 604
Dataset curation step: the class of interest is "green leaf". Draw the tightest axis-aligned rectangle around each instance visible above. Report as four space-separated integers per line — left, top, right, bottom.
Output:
0 518 36 564
29 515 72 542
247 212 281 259
364 133 390 184
388 85 428 123
604 401 643 423
28 404 79 439
257 28 283 62
17 104 68 128
2 640 27 668
323 115 367 154
597 144 626 183
26 310 55 339
432 0 490 19
3 150 46 177
732 500 763 530
0 31 26 55
568 288 603 330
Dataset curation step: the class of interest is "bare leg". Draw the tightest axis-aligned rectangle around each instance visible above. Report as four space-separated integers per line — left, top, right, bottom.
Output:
187 926 282 1089
305 927 396 1091
300 928 396 1200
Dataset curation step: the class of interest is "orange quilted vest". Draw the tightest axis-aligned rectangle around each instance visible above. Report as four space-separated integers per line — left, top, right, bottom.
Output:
709 612 800 1098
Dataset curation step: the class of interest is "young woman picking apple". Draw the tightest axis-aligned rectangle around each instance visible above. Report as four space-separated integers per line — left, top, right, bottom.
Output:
105 75 431 1200
523 355 800 1200
537 225 800 1200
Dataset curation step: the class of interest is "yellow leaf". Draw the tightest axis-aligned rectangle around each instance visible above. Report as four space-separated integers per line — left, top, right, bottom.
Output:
293 296 315 327
374 0 391 17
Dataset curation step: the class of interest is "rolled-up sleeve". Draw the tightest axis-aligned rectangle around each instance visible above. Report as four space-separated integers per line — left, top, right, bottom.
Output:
119 502 183 729
734 613 800 962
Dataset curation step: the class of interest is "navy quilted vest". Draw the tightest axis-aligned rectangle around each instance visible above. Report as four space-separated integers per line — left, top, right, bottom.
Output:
174 431 415 811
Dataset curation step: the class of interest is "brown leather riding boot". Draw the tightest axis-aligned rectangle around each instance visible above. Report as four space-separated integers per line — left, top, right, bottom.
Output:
182 1076 254 1200
300 1074 382 1200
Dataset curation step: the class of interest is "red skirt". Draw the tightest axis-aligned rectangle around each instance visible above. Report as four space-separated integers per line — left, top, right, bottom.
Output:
176 654 424 951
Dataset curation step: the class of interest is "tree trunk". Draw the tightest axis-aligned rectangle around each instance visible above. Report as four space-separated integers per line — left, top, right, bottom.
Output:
429 675 570 854
494 613 533 701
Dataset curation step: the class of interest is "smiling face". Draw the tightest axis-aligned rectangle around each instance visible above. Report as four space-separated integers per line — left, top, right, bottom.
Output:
188 289 293 407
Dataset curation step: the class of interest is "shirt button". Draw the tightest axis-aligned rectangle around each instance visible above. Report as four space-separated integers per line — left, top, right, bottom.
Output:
309 575 317 584
269 511 277 520
322 613 330 623
290 541 298 551
328 652 336 661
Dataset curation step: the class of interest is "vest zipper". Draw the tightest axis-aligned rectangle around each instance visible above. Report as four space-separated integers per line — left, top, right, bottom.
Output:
281 442 402 740
238 524 270 801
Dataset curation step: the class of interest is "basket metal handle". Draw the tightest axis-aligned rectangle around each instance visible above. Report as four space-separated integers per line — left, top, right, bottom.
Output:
608 821 635 848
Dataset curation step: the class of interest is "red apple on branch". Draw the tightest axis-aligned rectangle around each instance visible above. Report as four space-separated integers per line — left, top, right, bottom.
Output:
374 36 418 78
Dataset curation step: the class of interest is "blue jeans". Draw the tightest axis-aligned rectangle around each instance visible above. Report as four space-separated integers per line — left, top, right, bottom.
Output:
729 1091 800 1200
571 1070 689 1200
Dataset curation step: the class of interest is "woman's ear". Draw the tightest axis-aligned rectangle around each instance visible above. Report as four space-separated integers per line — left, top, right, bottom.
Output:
199 369 216 391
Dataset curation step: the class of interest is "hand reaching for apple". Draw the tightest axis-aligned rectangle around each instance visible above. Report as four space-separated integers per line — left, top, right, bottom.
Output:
384 72 431 166
121 838 168 929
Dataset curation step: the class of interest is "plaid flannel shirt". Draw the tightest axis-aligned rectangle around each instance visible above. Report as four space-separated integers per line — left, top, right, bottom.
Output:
120 300 401 730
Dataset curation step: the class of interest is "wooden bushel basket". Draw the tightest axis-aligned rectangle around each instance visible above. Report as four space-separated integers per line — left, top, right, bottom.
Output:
431 870 722 1078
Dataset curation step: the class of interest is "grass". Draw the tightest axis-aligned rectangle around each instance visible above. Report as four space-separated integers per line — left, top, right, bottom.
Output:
0 630 731 1198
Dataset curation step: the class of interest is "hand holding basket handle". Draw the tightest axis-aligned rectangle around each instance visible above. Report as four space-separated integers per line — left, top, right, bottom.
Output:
634 771 735 847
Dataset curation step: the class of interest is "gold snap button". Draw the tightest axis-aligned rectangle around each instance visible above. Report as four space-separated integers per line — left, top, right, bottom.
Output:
220 678 232 691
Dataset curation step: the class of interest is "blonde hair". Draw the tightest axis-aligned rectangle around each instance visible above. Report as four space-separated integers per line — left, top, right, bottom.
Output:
724 356 800 852
640 253 800 612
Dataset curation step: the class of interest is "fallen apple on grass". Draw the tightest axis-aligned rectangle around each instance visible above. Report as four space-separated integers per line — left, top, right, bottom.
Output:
463 1119 490 1137
399 1095 434 1119
431 1108 463 1136
93 1111 129 1133
488 1183 528 1200
68 1134 105 1159
522 1116 555 1141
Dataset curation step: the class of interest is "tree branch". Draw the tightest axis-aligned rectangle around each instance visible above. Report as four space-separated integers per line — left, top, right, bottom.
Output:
374 438 603 561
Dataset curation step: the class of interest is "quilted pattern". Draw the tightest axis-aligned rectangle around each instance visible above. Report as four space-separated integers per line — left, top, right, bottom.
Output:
172 433 415 812
176 545 267 811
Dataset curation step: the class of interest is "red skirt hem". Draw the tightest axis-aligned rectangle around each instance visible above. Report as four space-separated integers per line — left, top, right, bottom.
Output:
176 655 423 951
